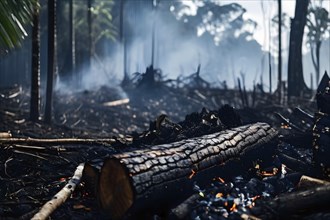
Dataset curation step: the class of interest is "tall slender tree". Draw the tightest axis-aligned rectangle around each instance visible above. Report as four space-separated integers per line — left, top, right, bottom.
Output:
69 0 75 80
87 0 92 69
287 0 309 98
30 3 40 122
120 0 129 85
45 0 57 123
278 0 282 102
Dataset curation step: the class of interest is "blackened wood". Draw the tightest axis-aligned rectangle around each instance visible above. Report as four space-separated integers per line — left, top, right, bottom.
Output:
45 0 56 124
316 72 330 114
253 184 330 219
298 175 330 189
317 71 330 93
168 194 199 220
313 112 330 178
278 153 314 175
99 123 277 219
82 159 103 196
278 0 282 103
293 107 314 123
30 3 40 122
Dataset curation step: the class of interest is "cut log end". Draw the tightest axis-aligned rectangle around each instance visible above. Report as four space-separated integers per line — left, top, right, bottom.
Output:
99 159 134 220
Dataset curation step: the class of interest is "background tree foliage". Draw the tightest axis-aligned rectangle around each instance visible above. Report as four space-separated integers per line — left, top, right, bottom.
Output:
74 0 116 57
306 0 330 87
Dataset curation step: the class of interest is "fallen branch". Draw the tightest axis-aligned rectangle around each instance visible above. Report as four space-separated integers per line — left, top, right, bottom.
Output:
0 137 115 146
98 122 277 219
31 163 85 220
103 98 130 107
0 131 12 138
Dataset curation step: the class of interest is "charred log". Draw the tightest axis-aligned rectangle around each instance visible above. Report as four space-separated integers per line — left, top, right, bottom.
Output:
298 175 330 189
253 184 330 219
98 123 277 219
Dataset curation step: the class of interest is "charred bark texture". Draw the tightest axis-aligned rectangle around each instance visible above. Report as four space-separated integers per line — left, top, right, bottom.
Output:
287 0 309 98
253 184 330 219
99 122 277 219
30 4 40 122
278 0 282 103
313 79 330 178
45 0 57 124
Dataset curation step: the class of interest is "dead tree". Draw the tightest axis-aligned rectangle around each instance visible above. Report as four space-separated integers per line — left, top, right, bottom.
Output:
287 0 309 98
45 0 57 124
98 122 277 219
30 3 40 122
278 0 282 103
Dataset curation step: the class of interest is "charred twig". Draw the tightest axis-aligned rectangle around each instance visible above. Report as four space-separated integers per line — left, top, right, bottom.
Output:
31 163 85 220
293 107 314 122
12 149 49 160
275 112 304 132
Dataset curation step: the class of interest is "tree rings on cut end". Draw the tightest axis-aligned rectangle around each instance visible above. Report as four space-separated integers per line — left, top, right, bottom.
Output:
99 158 134 220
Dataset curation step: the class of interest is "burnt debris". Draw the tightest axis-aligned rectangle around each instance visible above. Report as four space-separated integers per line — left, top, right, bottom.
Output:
0 73 329 219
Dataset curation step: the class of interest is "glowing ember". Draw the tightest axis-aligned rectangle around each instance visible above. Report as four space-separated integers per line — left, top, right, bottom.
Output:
218 177 225 183
229 203 237 211
216 192 223 198
251 195 261 201
189 169 196 179
260 168 278 177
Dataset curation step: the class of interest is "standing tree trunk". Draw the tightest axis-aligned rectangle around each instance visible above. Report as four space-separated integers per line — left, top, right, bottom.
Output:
120 0 129 83
45 0 57 124
316 41 321 86
287 0 309 98
87 0 92 69
30 3 40 122
278 0 282 103
311 40 322 88
68 0 75 81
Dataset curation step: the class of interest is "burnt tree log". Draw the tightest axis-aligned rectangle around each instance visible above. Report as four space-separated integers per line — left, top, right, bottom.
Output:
253 184 330 219
98 122 277 219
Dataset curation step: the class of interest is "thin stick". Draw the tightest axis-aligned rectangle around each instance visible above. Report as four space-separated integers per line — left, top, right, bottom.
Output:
0 137 115 146
31 163 85 220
